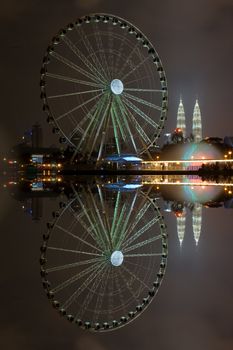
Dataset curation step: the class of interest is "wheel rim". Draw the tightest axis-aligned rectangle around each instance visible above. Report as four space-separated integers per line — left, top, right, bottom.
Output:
40 14 168 159
40 185 168 331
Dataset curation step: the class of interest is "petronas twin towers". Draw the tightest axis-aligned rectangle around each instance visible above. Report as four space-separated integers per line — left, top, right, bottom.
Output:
177 98 202 142
177 203 202 247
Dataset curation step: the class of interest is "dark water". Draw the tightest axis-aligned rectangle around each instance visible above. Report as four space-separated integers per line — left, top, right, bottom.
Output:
1 175 233 349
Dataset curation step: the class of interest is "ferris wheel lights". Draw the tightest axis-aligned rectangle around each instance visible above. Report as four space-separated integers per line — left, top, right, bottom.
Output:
52 300 60 308
157 272 163 279
136 305 142 312
136 32 142 40
76 319 83 326
41 270 48 280
67 23 74 30
112 320 118 327
59 308 66 316
47 222 54 229
94 15 100 22
153 281 160 288
40 67 46 76
84 16 91 23
47 45 54 54
52 36 60 45
143 40 149 48
40 92 46 99
47 291 54 299
103 16 109 23
40 80 45 87
149 289 155 297
143 297 149 305
52 127 59 134
153 56 159 63
40 244 47 253
148 47 155 54
46 116 53 124
43 102 48 111
59 29 66 37
67 315 74 322
128 27 135 34
94 322 101 330
84 322 91 329
40 256 46 265
78 19 84 26
42 279 50 288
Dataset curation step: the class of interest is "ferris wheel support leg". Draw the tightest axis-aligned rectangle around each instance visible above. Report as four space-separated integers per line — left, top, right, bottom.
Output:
97 131 106 162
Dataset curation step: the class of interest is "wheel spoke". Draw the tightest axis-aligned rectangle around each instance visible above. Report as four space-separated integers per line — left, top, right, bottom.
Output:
122 96 159 129
110 105 121 155
47 246 101 257
47 88 103 99
121 54 151 81
120 100 151 145
62 35 106 84
122 216 161 249
87 188 112 250
51 260 102 294
93 22 111 80
69 93 107 149
124 253 162 258
118 40 142 78
121 200 151 244
123 92 162 112
47 256 104 273
88 94 112 158
124 88 163 93
123 234 162 253
51 51 101 84
55 92 103 122
115 97 138 153
62 262 106 309
116 192 138 249
45 72 104 88
76 265 108 320
75 193 107 251
55 223 102 252
121 264 150 290
76 26 108 82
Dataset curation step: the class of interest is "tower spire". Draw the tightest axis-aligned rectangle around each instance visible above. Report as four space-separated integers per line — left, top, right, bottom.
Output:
192 203 202 246
192 99 202 142
177 208 186 247
176 97 186 138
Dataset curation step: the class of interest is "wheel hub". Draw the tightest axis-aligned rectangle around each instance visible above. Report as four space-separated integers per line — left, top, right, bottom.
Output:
110 79 124 95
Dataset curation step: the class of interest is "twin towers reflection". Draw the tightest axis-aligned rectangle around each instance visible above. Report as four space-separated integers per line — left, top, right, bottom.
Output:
8 174 233 331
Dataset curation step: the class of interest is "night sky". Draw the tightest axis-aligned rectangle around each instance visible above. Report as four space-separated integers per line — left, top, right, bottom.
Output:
0 1 233 349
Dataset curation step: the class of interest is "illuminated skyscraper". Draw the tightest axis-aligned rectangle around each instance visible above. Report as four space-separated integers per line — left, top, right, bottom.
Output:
176 208 186 247
192 99 202 142
176 97 186 137
192 203 202 245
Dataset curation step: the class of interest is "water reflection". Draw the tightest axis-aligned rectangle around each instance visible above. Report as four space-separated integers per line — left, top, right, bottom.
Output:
2 174 233 331
40 184 167 331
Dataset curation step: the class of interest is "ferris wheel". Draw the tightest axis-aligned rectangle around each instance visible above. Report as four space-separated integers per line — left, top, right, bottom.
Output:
40 185 168 331
40 14 168 159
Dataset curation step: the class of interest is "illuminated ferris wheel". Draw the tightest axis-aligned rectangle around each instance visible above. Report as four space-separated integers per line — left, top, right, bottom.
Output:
40 14 168 159
40 185 168 331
